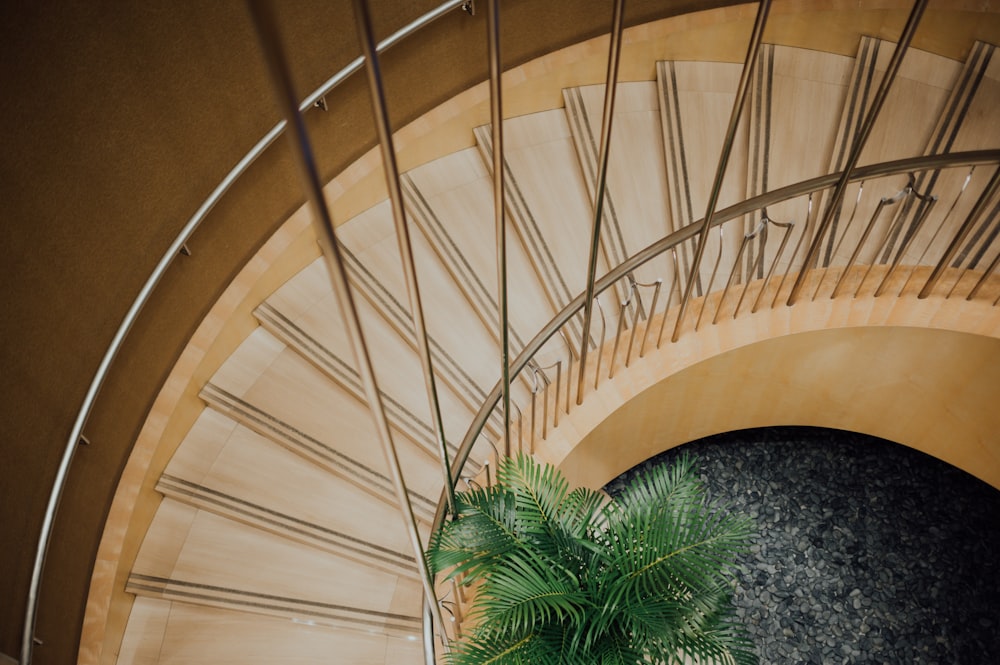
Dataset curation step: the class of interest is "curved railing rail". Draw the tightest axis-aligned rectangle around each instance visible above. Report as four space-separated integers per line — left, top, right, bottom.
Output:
427 149 1000 644
20 2 471 663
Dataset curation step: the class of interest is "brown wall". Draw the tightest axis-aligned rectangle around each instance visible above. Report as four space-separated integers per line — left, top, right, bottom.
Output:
0 1 735 661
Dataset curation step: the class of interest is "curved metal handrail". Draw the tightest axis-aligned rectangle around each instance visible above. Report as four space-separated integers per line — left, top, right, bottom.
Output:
429 149 1000 570
20 2 471 663
425 151 1000 650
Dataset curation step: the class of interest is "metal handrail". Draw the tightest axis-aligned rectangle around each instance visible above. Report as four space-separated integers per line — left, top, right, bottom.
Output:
428 147 1000 641
20 2 470 663
433 147 1000 532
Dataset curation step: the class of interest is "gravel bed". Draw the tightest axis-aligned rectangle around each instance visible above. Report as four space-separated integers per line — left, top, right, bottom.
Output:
605 427 1000 664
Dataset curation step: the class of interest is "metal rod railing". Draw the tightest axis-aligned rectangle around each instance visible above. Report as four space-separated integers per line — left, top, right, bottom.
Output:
246 2 447 661
19 3 469 662
576 0 627 405
351 0 456 521
671 0 771 342
430 148 1000 641
787 0 929 305
919 165 1000 298
439 150 1000 495
487 0 513 458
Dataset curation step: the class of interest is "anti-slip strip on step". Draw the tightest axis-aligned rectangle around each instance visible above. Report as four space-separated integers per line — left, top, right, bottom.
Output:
563 85 651 315
472 124 590 351
401 173 528 352
126 574 422 634
823 36 883 265
255 302 459 460
339 242 488 407
157 474 417 575
656 60 703 297
199 383 437 516
890 42 997 265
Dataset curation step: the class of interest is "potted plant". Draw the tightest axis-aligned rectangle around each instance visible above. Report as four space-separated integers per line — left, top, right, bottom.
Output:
427 453 756 664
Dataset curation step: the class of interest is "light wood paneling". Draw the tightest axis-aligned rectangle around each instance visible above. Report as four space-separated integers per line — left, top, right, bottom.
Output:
118 598 422 664
541 285 1000 492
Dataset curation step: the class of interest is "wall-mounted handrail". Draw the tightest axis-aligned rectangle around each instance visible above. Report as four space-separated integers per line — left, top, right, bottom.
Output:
20 2 469 663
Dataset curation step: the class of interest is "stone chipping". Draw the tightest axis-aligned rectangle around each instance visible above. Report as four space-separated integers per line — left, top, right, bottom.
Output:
605 427 1000 664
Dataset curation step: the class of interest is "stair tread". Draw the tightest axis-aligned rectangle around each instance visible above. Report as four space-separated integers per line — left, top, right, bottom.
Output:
162 408 423 575
130 501 423 629
336 199 501 399
119 597 424 663
563 81 675 290
404 147 558 352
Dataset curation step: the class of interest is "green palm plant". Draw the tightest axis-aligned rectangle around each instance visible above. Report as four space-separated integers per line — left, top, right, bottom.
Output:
427 453 756 665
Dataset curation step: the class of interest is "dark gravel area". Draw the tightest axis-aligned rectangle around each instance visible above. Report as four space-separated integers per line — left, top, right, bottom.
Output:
605 427 1000 664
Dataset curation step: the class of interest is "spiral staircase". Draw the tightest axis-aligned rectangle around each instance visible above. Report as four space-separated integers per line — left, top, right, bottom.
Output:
18 2 998 664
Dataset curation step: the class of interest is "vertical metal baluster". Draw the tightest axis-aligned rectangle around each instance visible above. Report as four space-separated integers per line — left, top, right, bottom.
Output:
733 223 768 318
967 244 1000 301
624 289 643 367
529 376 538 454
609 293 630 379
919 166 1000 298
695 227 726 329
593 297 607 391
715 226 756 325
672 0 771 341
812 183 864 299
751 219 794 313
553 360 562 428
350 0 455 518
576 0 626 405
246 0 447 655
787 0 929 305
657 249 681 347
559 330 573 416
830 191 901 298
485 0 512 458
541 374 550 440
637 280 662 359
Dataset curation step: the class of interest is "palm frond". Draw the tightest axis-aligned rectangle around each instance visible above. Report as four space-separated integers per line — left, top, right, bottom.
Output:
497 453 570 536
427 485 521 579
429 453 757 664
471 549 589 635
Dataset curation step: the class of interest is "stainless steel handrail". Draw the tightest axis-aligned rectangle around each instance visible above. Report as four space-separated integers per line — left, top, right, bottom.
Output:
20 2 469 663
435 148 1000 534
429 151 1000 640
